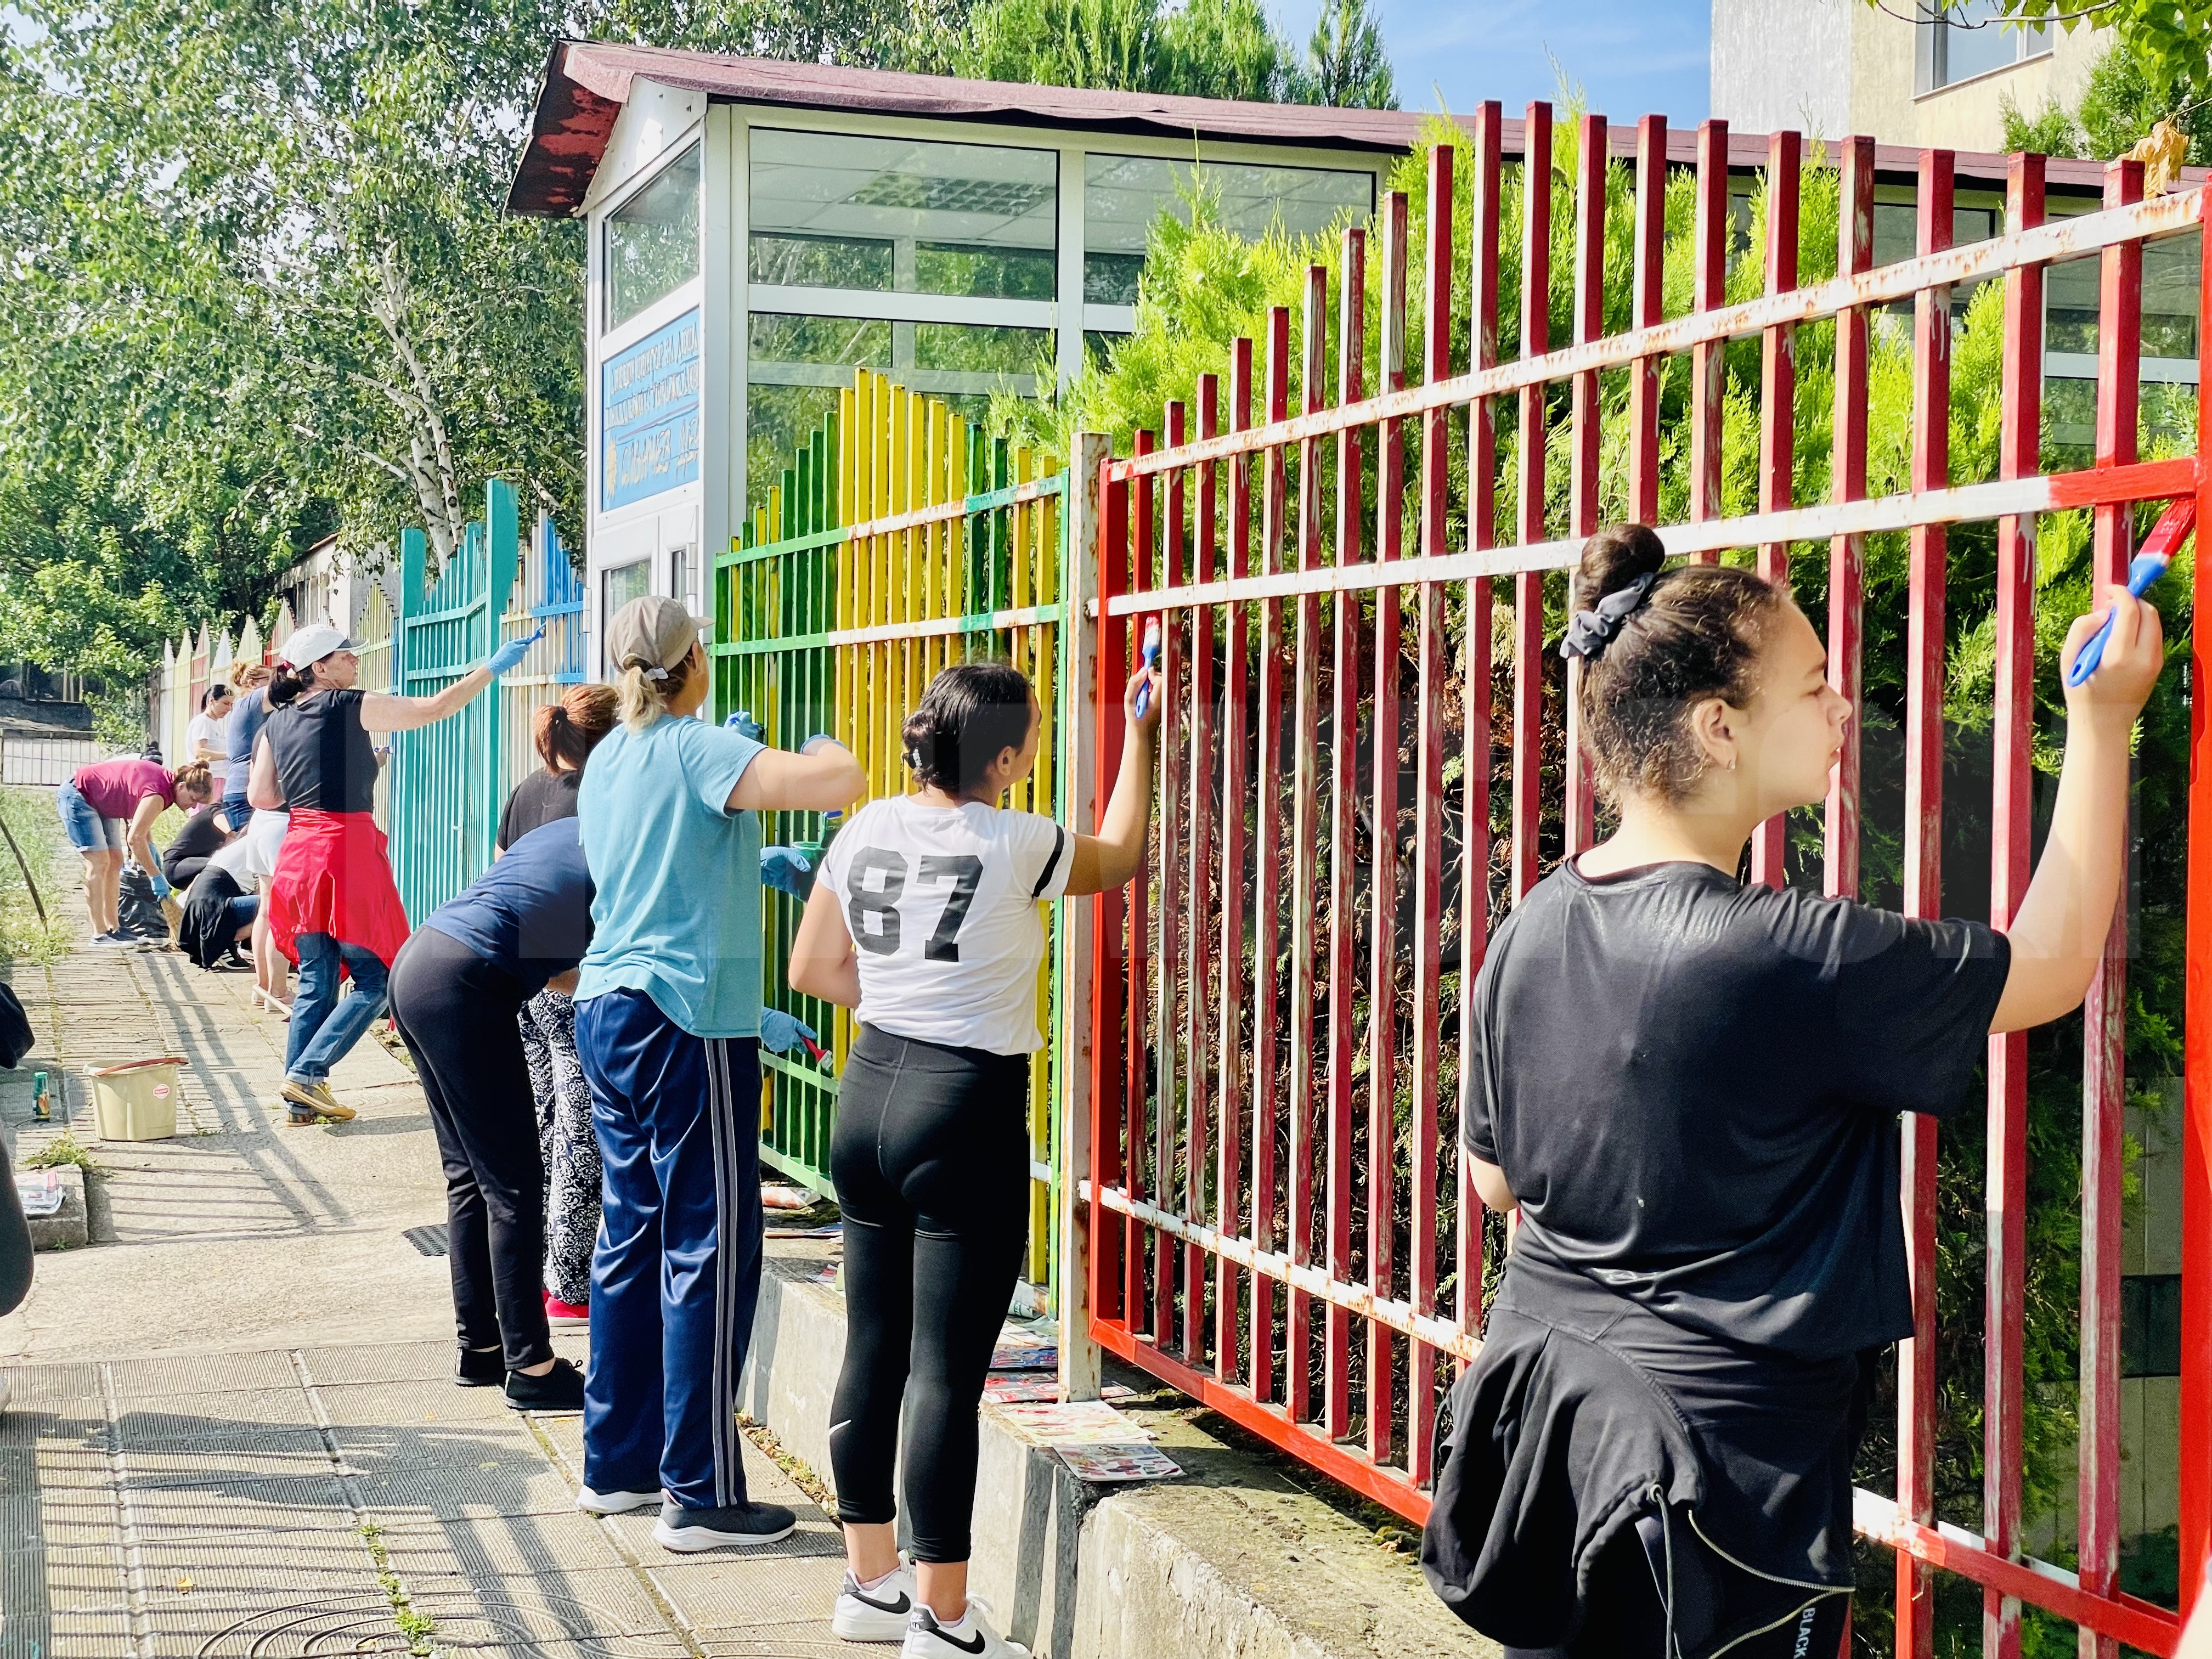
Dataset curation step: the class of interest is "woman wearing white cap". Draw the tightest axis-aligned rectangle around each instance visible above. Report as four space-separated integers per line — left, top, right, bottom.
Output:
571 594 864 1553
248 619 538 1125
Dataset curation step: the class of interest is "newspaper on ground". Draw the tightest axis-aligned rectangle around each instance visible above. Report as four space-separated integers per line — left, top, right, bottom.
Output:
1057 1443 1181 1483
995 1401 1154 1445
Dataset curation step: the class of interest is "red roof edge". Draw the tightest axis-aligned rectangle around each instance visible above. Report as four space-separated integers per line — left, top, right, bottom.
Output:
507 42 630 219
505 38 2207 219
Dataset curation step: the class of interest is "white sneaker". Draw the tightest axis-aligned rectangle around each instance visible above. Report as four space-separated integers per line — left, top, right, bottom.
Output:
833 1559 918 1641
575 1485 660 1515
902 1598 1028 1658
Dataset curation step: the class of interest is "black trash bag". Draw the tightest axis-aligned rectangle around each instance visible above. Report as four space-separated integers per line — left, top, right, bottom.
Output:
117 864 167 943
0 1135 32 1318
0 983 31 1069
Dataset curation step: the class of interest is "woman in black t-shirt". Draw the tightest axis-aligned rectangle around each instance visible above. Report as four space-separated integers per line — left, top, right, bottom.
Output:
498 683 618 1330
1421 526 2164 1659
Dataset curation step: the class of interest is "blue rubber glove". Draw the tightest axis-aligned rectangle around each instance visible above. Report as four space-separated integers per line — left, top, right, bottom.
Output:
726 710 766 742
760 845 815 900
759 1009 819 1056
484 624 544 678
149 869 171 900
799 732 840 755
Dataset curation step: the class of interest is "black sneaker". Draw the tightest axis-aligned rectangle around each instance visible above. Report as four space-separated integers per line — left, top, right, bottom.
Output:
504 1357 586 1413
455 1346 504 1387
652 1498 797 1552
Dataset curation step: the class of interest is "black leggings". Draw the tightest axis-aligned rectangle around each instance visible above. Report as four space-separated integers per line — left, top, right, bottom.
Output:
388 927 551 1372
828 1028 1030 1564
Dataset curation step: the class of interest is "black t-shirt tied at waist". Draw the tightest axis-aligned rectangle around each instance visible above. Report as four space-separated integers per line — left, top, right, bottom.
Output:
263 688 380 816
1463 858 2010 1360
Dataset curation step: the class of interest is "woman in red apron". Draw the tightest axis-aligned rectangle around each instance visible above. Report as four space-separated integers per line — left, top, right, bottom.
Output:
247 621 536 1125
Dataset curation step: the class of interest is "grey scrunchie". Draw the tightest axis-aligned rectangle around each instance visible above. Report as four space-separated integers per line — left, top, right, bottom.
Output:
1559 572 1658 662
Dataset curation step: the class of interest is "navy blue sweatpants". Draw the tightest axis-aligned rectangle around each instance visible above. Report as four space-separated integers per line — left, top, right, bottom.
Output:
576 989 763 1511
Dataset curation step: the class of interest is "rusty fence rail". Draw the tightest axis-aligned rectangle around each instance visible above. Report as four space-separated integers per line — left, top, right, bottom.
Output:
1070 109 2211 1658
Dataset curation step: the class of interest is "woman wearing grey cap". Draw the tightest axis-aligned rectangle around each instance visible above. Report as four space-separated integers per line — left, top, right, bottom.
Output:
569 594 865 1553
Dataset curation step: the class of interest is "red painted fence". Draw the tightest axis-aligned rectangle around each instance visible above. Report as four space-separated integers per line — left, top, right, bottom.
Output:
1074 107 2212 1656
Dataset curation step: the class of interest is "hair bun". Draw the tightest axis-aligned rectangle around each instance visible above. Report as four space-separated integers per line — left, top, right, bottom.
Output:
1576 524 1667 612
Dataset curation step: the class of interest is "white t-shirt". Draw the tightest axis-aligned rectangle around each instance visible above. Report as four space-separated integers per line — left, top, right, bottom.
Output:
819 795 1073 1056
206 808 289 885
186 712 229 786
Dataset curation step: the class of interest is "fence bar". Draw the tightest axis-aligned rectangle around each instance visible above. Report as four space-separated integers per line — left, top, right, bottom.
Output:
1184 380 1217 1370
1289 264 1329 1430
1564 112 1605 856
1689 117 1729 557
1369 191 1409 1466
1156 401 1184 1355
1251 306 1290 1410
2183 180 2212 1624
1125 427 1154 1342
1750 130 1798 889
1826 136 1874 902
1407 139 1454 1486
2080 154 2146 1659
1897 143 1955 1659
1216 342 1254 1384
1628 112 1666 526
1511 102 1551 901
1325 229 1367 1446
1459 102 1502 1378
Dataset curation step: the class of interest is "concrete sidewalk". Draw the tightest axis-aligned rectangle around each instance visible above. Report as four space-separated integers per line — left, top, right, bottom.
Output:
0 935 860 1657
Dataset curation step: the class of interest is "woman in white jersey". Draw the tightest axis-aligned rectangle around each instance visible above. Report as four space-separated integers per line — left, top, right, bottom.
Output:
790 658 1163 1659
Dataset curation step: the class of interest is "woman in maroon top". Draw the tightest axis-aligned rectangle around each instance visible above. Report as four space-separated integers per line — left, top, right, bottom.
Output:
58 757 216 945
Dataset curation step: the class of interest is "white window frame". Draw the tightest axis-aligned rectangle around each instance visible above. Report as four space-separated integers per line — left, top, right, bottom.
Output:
1915 0 2052 97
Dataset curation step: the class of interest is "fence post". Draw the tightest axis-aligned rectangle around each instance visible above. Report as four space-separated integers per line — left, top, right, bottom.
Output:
482 479 520 875
1056 432 1109 1406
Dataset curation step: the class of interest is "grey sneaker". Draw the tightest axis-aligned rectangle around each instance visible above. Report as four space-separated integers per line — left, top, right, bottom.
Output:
652 1498 796 1552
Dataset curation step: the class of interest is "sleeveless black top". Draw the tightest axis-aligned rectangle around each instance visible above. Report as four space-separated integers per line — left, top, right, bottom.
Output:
264 689 379 814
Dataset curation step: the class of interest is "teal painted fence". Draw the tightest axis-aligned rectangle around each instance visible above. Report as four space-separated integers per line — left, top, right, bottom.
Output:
389 480 517 923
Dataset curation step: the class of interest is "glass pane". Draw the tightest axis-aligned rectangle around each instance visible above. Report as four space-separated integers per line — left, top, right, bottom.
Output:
607 144 702 331
750 129 1056 299
1085 154 1372 303
603 560 651 619
1939 0 2025 84
2046 236 2198 359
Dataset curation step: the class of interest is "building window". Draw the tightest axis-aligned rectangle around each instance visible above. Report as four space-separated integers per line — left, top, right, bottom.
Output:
749 129 1057 301
746 312 1051 509
2122 1274 2182 1378
1917 0 2049 93
1084 154 1374 306
603 559 650 623
607 143 703 332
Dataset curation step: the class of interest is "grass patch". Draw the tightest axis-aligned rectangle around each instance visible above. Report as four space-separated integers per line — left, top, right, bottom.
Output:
0 787 75 963
357 1520 435 1655
22 1132 101 1175
737 1412 837 1511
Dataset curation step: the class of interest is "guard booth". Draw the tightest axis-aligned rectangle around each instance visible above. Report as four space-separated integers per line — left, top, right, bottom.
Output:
506 41 1425 668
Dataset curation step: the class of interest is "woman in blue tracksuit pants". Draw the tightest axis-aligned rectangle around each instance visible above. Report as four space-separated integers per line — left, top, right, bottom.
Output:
572 595 865 1553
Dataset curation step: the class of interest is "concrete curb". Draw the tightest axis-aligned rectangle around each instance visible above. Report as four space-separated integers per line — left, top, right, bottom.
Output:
24 1164 84 1252
741 1254 1497 1659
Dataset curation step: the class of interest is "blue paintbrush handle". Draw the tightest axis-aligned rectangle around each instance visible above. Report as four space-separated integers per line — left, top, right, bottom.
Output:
2065 553 2168 689
1132 622 1162 717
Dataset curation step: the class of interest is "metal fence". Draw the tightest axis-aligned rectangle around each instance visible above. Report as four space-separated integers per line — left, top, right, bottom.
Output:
388 481 517 923
0 733 99 788
716 371 1069 1285
1071 116 2209 1655
496 511 588 795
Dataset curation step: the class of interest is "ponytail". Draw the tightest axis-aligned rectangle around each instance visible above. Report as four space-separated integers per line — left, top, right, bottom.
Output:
534 682 619 769
267 664 313 709
171 760 215 804
615 652 695 733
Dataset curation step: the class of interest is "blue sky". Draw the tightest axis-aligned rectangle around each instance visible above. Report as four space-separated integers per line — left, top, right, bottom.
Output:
1278 0 1714 126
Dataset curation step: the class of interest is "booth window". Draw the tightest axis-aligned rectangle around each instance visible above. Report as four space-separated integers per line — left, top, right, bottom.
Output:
607 144 702 332
1916 0 2048 92
749 129 1056 300
746 312 1049 510
603 559 650 620
1084 155 1373 306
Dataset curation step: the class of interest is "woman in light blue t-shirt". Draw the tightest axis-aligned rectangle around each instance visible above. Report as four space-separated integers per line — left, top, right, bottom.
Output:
572 595 864 1556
